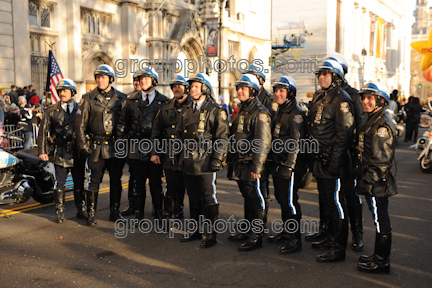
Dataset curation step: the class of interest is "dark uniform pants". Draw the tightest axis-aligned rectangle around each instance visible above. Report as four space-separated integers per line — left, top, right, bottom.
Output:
183 173 218 207
54 155 87 190
165 169 185 207
273 172 301 215
316 178 347 221
365 196 391 234
342 172 362 206
236 179 267 210
128 159 163 211
87 158 123 193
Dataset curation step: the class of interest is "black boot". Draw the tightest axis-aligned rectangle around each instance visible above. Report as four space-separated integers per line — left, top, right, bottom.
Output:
164 196 175 219
180 198 202 242
312 237 334 250
239 209 266 251
134 193 145 226
280 214 302 253
305 198 328 241
348 204 364 251
200 204 219 248
74 189 87 219
121 175 135 216
54 189 66 224
317 218 348 262
109 188 124 221
86 191 98 227
228 206 252 242
358 233 391 274
268 209 291 243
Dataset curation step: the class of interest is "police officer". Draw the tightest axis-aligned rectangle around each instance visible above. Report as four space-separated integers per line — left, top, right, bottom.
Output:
75 64 127 226
307 60 354 262
244 65 277 221
150 75 191 220
120 70 140 217
176 73 230 248
116 67 169 224
323 54 365 251
227 74 272 251
266 76 306 253
356 82 396 274
38 79 86 223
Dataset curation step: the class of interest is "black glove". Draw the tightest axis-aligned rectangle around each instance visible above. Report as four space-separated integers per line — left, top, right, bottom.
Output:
279 166 292 180
357 179 373 196
80 147 92 156
210 159 223 172
326 164 340 177
352 167 363 179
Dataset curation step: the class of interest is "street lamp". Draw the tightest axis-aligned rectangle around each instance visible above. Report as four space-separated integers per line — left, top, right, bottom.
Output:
218 0 229 102
361 48 367 87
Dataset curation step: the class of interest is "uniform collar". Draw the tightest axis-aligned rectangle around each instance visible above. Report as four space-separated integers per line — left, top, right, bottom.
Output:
141 89 156 104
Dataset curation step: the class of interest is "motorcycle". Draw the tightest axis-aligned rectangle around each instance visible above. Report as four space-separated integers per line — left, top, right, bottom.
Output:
0 125 55 204
386 109 405 140
417 101 432 173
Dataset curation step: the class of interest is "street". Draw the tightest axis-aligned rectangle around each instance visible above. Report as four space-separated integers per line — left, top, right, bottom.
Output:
1 135 431 287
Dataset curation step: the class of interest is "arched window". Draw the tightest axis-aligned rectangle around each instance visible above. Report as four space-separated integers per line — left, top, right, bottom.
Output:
29 2 38 26
41 6 50 28
88 14 91 34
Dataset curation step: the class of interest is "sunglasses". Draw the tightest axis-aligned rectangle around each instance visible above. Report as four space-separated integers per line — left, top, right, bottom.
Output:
317 71 330 77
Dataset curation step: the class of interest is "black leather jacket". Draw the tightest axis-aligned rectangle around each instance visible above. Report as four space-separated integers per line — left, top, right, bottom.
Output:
176 96 230 175
151 97 192 169
74 87 126 162
116 90 169 161
357 109 397 198
342 82 366 133
257 87 278 117
38 101 79 167
307 86 355 178
269 99 306 175
227 97 272 181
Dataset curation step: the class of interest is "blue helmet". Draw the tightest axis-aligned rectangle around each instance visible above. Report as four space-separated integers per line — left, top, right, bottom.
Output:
326 54 348 75
170 74 190 94
244 65 266 85
272 76 297 96
132 69 141 81
235 74 260 96
56 78 77 96
136 67 159 86
94 64 115 83
188 73 213 96
359 81 390 106
315 59 344 81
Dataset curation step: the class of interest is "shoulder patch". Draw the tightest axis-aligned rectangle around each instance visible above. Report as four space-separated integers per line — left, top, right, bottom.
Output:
259 113 269 123
377 127 389 138
220 110 227 120
340 102 350 113
294 114 303 124
272 102 279 112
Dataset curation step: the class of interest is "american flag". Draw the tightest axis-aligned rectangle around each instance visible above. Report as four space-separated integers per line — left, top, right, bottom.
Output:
46 50 64 104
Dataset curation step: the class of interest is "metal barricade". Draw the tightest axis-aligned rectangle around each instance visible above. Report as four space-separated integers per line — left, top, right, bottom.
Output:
1 124 24 150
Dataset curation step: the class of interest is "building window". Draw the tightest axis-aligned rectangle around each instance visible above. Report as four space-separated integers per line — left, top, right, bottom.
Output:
98 18 100 35
88 15 91 34
335 0 341 53
29 3 38 26
41 6 50 28
93 16 96 34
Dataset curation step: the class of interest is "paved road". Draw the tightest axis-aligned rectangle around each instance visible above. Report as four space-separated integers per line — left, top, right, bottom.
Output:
1 136 431 287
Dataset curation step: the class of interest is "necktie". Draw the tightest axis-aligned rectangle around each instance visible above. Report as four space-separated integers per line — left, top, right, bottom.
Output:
143 94 149 106
193 104 197 113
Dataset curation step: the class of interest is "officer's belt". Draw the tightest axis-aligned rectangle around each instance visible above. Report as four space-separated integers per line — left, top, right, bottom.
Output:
53 138 75 149
93 135 114 145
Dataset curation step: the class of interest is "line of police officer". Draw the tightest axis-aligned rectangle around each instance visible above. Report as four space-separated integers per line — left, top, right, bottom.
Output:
38 57 396 273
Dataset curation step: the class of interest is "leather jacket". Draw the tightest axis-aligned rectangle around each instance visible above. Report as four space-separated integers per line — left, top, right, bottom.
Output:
150 97 192 169
307 86 355 178
257 87 278 118
268 99 306 177
342 82 366 133
227 97 272 181
38 101 79 167
176 96 230 175
356 108 397 198
116 90 169 161
74 87 126 162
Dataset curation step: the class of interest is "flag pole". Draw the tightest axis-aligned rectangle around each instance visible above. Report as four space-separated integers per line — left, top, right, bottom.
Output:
44 41 56 110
